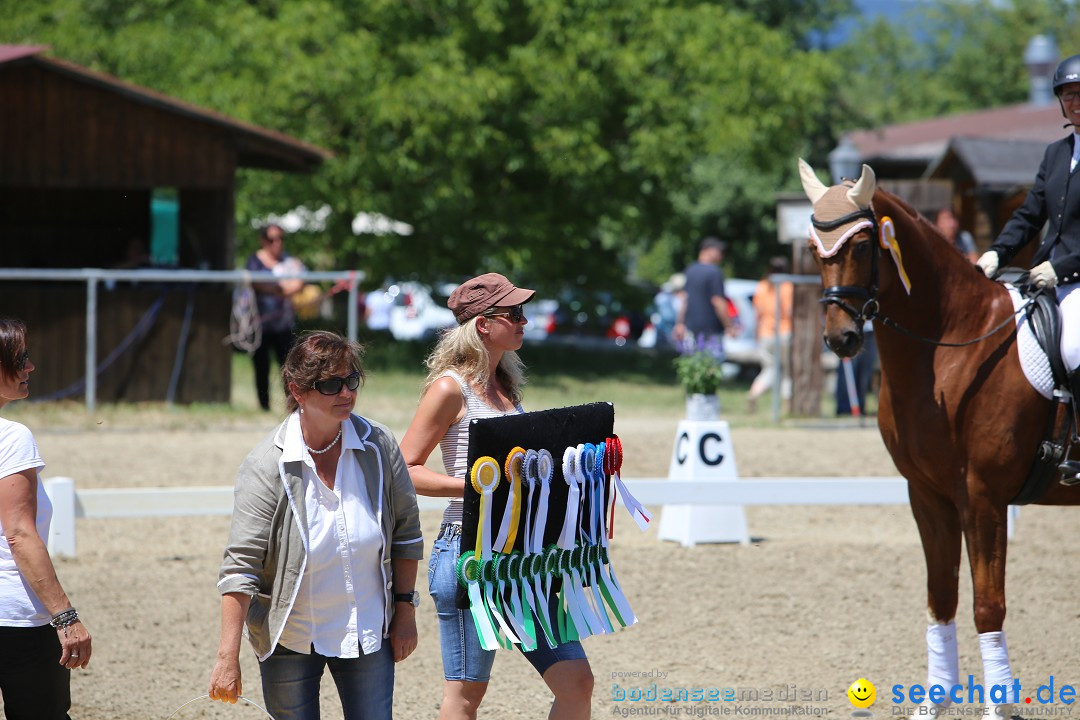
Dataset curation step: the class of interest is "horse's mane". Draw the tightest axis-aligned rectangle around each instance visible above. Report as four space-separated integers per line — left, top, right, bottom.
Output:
876 186 965 257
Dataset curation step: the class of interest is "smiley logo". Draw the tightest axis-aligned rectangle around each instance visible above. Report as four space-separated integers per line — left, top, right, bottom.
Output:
848 678 876 708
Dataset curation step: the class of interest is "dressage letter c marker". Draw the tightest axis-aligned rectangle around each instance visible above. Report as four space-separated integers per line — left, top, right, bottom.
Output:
698 432 724 467
676 432 689 465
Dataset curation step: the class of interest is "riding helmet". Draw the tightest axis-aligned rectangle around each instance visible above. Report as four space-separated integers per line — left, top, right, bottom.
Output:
1052 54 1080 94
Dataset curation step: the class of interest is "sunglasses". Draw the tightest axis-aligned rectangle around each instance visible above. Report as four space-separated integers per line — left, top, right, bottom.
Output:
483 304 526 323
14 350 29 372
313 371 361 396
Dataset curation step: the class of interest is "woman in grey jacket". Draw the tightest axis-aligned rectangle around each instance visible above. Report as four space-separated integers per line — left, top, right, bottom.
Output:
208 331 423 720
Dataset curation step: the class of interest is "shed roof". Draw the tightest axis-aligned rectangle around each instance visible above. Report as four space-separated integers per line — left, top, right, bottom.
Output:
0 44 331 172
925 136 1050 189
850 102 1070 166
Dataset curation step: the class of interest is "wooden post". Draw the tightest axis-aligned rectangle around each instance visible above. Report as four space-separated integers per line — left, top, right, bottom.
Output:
790 243 823 417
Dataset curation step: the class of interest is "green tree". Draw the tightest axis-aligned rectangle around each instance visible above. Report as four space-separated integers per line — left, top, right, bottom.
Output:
832 0 1080 129
5 0 843 296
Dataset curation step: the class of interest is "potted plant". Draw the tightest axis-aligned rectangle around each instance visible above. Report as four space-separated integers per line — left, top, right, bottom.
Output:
673 350 724 420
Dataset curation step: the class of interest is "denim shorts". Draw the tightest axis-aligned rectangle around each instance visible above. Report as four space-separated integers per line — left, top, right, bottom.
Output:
427 523 587 682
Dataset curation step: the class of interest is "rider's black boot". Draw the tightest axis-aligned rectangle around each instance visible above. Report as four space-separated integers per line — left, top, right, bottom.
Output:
1059 369 1080 486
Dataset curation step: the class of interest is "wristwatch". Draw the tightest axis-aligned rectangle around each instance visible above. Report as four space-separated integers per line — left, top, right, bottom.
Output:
393 590 420 608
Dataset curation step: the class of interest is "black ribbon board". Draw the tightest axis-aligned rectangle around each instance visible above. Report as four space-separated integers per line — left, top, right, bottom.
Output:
458 401 615 608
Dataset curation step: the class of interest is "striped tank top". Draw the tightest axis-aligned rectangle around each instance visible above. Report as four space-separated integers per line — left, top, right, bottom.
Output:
438 369 524 525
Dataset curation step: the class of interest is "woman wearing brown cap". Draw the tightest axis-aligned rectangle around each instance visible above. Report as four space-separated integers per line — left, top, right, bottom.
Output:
400 273 594 720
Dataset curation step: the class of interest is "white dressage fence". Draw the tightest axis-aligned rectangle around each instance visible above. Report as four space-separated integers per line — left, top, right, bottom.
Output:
43 475 918 558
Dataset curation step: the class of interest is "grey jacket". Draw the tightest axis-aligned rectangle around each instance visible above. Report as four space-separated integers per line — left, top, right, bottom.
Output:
217 413 423 660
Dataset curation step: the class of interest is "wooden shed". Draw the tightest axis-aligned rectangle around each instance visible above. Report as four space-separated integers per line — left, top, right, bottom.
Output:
0 45 330 403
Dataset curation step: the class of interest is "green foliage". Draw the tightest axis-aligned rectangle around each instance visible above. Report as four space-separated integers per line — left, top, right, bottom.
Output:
672 350 724 395
832 0 1080 129
2 0 842 299
727 0 854 49
18 0 1075 293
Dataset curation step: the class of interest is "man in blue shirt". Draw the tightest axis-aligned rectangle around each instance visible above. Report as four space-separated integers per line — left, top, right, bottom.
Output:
673 237 736 358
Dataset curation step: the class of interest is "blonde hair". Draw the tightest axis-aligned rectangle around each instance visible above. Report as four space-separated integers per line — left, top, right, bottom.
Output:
422 317 527 404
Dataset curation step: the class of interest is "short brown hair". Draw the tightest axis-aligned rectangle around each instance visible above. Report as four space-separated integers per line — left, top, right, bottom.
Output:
259 223 285 242
280 331 366 414
0 317 27 382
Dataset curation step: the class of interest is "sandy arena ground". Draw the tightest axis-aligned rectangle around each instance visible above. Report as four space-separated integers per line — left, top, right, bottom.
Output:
29 417 1080 720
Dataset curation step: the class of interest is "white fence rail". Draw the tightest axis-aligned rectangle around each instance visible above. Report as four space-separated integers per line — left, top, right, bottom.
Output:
44 476 917 558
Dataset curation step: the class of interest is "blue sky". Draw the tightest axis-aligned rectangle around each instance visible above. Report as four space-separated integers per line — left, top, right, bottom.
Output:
818 0 937 47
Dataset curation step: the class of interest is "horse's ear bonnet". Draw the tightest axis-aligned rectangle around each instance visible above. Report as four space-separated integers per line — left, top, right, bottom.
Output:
799 160 877 256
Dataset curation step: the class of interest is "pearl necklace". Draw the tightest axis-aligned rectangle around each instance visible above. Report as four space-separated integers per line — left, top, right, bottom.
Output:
306 427 342 456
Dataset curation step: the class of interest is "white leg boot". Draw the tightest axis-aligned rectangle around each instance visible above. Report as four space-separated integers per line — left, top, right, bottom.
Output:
920 621 959 717
979 631 1016 720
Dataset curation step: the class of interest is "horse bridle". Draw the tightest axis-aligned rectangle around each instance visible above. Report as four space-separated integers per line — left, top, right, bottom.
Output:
811 207 880 327
811 205 1037 348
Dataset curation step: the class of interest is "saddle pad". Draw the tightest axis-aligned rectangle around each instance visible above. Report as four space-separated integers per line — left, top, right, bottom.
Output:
1008 284 1054 399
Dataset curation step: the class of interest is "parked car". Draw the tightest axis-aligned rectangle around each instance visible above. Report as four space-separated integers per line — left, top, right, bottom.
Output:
537 287 652 344
384 281 456 341
523 298 560 341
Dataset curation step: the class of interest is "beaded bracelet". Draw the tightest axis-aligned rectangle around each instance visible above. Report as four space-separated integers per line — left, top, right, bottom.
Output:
49 607 79 629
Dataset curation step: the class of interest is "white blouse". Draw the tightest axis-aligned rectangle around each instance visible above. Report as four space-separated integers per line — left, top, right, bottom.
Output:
277 413 385 657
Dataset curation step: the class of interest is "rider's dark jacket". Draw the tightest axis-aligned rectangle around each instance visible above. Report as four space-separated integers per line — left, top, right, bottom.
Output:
991 133 1080 286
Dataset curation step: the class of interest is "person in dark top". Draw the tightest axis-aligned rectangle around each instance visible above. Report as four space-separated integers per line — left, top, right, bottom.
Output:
246 224 305 411
977 53 1080 410
978 54 1080 480
673 237 736 358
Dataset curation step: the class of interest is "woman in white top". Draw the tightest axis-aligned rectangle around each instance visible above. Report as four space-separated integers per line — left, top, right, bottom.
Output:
0 317 92 720
400 274 594 720
209 331 423 720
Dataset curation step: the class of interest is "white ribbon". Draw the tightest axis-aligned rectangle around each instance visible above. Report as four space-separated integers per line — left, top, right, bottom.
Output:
613 469 651 531
562 445 609 638
558 447 582 550
603 434 651 532
529 449 558 646
522 450 538 556
532 450 552 553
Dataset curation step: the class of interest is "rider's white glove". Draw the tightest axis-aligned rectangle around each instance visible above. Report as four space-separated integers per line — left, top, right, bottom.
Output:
1030 260 1058 289
976 251 999 278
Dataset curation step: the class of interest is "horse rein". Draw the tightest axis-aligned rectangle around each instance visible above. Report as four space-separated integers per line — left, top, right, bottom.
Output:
811 208 1037 348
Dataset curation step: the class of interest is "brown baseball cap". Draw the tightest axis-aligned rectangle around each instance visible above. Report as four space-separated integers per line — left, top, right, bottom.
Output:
448 272 535 324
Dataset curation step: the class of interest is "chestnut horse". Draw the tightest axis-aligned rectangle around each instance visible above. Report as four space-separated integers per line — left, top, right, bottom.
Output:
799 160 1080 718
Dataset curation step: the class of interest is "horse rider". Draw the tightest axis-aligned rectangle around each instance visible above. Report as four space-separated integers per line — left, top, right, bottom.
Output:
977 53 1080 462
